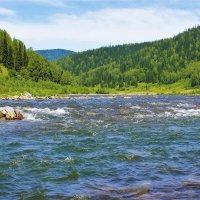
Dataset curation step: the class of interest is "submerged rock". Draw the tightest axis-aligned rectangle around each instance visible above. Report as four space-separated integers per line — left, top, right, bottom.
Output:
0 107 24 120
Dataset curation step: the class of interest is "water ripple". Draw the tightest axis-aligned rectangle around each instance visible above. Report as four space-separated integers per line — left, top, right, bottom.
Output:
1 96 200 199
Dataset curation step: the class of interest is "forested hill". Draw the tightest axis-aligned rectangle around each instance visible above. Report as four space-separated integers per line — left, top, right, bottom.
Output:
0 30 28 71
0 29 74 86
1 26 200 96
36 49 75 61
57 26 200 87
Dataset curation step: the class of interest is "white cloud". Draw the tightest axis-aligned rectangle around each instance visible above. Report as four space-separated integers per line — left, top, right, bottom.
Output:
0 8 199 51
0 7 15 16
0 0 66 7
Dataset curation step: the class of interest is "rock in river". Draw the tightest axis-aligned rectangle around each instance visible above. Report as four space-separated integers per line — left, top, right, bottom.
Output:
0 107 25 120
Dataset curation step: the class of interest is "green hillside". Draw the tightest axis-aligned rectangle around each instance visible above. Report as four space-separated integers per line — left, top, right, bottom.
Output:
0 29 77 97
36 49 75 61
1 26 200 97
57 26 200 88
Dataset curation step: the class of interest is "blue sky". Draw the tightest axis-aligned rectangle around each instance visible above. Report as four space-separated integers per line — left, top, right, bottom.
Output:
0 0 200 51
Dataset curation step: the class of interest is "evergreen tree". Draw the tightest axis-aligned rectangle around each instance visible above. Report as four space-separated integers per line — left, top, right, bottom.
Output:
7 46 14 69
2 31 8 67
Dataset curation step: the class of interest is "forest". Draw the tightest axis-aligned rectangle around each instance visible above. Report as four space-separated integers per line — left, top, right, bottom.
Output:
0 29 75 91
57 26 200 88
0 26 200 96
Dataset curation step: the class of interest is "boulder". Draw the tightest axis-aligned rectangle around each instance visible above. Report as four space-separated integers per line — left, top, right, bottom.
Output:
3 107 16 119
0 111 5 120
0 107 25 120
15 109 25 120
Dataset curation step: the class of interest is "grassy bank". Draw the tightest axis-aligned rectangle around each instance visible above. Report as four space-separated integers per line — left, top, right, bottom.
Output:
0 77 200 98
118 80 200 95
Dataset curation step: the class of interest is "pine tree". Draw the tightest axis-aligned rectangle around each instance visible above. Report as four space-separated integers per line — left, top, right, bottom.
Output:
7 46 14 69
2 31 8 67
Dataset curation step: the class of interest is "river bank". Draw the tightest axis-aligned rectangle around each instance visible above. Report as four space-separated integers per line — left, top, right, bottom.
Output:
1 78 200 99
0 94 148 101
1 93 200 101
2 90 200 101
1 93 199 101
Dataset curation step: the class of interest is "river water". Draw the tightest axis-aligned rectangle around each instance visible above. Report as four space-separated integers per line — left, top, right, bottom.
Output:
1 95 200 199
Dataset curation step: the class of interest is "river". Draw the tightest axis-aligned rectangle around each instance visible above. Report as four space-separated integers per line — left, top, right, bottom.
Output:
1 95 200 199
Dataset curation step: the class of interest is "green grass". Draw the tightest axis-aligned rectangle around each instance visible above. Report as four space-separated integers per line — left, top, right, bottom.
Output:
0 65 9 78
0 77 200 98
0 77 90 97
117 80 197 95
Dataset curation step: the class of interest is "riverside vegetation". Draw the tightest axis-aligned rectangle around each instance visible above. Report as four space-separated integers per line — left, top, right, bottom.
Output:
0 26 200 97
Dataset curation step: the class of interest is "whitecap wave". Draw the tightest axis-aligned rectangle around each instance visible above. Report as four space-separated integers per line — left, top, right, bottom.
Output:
23 107 68 116
23 113 39 121
127 105 200 120
130 105 141 109
19 107 69 121
169 107 200 117
64 156 74 162
177 103 196 108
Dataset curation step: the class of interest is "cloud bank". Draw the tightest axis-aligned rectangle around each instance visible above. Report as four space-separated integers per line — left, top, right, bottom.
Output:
1 8 199 51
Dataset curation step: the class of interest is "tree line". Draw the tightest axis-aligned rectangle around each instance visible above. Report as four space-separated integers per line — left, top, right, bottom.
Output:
0 29 74 85
0 30 28 71
1 26 200 92
57 25 200 87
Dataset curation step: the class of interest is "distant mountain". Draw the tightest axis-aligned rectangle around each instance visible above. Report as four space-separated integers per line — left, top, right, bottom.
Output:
36 49 76 61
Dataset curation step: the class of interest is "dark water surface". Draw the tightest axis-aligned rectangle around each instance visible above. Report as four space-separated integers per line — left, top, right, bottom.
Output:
1 95 200 199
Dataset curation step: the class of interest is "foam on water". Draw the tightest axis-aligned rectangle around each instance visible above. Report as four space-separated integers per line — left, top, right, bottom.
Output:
23 107 67 115
177 103 196 108
3 100 200 122
169 107 200 117
130 105 141 109
127 103 200 119
13 107 69 121
23 113 39 121
64 156 74 163
0 106 12 111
